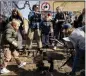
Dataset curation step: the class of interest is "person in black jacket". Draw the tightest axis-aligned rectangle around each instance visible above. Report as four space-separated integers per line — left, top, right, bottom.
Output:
77 8 85 27
0 16 6 45
53 6 65 50
54 6 65 40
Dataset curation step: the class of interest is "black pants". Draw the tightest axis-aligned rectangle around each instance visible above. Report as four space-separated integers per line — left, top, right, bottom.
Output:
54 24 63 46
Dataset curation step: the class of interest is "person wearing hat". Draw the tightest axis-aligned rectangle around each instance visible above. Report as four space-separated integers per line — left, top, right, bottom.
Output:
69 26 85 76
62 21 72 37
28 4 42 53
0 19 26 74
63 26 85 76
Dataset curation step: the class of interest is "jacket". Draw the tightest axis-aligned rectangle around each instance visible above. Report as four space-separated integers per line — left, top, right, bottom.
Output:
28 11 41 29
1 23 18 49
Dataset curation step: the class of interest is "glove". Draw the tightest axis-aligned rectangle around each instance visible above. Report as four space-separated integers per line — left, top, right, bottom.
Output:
56 19 58 23
12 41 18 47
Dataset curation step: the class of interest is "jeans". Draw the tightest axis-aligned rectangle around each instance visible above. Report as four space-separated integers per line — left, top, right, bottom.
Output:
42 34 49 46
72 48 85 74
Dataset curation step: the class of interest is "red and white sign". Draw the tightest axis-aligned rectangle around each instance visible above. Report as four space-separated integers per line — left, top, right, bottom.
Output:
41 2 50 11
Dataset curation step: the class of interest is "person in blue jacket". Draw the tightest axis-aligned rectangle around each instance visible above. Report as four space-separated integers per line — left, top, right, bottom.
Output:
28 5 42 53
40 13 53 48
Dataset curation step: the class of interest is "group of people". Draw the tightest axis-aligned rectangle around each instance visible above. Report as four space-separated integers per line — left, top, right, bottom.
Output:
0 4 85 76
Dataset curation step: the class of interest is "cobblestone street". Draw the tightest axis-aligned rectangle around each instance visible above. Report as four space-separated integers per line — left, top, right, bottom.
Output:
0 42 84 76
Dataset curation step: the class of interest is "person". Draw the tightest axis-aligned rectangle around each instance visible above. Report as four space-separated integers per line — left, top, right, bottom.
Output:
77 8 85 27
0 19 26 74
6 8 23 24
53 6 65 50
54 6 65 40
40 13 53 48
0 16 6 45
68 11 75 25
73 15 78 28
62 20 72 37
64 26 85 76
6 8 24 50
28 5 42 52
69 26 85 76
0 16 7 67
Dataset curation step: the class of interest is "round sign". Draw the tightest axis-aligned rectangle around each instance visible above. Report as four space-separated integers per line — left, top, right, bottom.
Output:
41 2 50 11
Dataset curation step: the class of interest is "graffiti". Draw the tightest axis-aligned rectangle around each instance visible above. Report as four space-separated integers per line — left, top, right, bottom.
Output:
13 1 32 11
0 1 32 17
1 1 13 17
12 1 19 9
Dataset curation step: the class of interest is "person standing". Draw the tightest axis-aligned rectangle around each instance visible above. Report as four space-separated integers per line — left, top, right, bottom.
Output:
41 13 53 48
54 6 65 40
28 5 42 51
77 8 85 27
53 6 65 50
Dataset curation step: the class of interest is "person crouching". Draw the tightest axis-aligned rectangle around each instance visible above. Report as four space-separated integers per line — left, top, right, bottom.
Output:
0 19 26 74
